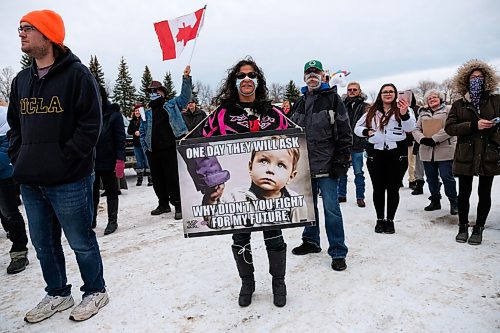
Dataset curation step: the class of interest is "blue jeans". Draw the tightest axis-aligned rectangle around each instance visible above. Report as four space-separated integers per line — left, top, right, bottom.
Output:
21 175 106 297
134 146 149 170
302 177 348 259
338 151 365 199
423 160 457 201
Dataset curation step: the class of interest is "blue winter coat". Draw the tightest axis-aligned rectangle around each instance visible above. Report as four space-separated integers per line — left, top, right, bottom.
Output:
139 76 191 151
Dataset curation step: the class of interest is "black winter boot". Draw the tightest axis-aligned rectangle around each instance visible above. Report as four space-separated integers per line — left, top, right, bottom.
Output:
174 205 182 220
136 171 143 186
468 225 484 245
384 219 395 234
104 198 119 235
449 198 458 215
411 180 425 195
151 204 171 215
455 224 469 243
424 198 441 211
145 169 153 186
267 245 287 307
7 251 29 274
375 219 385 233
232 245 255 307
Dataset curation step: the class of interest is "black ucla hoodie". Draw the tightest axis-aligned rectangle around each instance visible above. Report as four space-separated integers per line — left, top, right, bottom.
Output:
7 48 102 186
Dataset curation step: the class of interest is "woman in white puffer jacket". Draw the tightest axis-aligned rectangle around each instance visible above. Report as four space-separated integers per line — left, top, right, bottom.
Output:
354 83 416 234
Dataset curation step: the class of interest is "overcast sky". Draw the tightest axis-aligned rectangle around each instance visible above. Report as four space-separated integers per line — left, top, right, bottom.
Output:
1 0 499 98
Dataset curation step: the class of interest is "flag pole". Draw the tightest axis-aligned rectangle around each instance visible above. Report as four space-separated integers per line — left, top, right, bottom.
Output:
187 5 206 65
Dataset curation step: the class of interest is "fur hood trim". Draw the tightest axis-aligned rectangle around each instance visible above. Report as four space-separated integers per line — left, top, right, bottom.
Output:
453 59 499 96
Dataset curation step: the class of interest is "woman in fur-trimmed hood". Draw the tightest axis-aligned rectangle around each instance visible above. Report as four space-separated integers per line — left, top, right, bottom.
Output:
444 59 500 245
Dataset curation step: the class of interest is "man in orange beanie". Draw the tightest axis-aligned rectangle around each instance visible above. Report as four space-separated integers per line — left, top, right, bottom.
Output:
7 9 108 323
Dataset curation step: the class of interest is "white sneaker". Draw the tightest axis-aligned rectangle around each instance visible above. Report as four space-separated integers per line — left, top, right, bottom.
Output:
69 291 109 321
24 294 75 323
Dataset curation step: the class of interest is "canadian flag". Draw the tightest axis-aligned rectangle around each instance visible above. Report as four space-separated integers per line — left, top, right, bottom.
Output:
154 7 206 61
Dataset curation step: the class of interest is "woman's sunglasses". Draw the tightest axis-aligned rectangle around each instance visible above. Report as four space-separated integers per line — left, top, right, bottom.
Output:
235 72 258 80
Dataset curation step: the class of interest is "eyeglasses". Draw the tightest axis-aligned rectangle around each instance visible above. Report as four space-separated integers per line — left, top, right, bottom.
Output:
304 68 321 75
347 88 359 92
235 72 257 80
381 90 395 95
18 25 36 33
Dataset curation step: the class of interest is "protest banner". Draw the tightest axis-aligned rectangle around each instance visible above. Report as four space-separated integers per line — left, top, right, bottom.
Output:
177 128 315 237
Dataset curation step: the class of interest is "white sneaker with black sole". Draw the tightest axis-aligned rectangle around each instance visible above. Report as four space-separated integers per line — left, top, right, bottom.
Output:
69 291 109 321
24 294 75 323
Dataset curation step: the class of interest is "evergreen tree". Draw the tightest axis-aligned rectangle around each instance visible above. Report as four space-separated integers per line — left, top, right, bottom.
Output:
88 55 106 87
162 72 177 100
112 57 136 115
20 53 32 69
284 80 301 103
139 66 153 105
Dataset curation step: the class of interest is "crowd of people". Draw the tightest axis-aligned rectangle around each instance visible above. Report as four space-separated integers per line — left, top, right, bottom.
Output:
1 8 498 325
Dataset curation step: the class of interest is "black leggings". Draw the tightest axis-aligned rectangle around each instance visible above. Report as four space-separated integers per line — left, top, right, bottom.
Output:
458 175 494 226
366 146 408 221
232 229 285 252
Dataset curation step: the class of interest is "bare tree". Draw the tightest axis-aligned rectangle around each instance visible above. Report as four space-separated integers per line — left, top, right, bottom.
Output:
0 67 15 102
439 78 452 104
269 82 284 103
195 81 213 109
414 80 439 102
368 91 378 103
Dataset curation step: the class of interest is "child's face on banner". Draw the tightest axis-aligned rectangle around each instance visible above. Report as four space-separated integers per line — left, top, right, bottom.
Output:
249 150 297 197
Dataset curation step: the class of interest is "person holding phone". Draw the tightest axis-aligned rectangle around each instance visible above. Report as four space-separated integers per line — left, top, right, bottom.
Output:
445 59 500 245
354 84 416 234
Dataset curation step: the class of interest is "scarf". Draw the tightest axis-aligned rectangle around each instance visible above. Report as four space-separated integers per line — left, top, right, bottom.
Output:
469 77 484 111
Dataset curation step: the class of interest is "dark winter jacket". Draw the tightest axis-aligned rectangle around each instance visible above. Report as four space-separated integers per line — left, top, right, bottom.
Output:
291 83 352 177
95 102 125 171
183 107 206 138
445 60 500 176
0 135 12 180
203 101 288 137
127 115 142 147
343 94 368 152
7 48 101 186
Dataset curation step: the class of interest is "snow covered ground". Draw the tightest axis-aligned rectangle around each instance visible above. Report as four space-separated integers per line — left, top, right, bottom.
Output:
1 168 499 333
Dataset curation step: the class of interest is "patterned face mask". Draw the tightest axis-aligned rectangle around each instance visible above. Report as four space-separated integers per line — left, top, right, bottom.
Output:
469 76 484 111
149 92 161 101
236 77 258 96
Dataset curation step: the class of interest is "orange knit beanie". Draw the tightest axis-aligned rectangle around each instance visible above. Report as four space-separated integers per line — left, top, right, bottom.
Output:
20 10 65 45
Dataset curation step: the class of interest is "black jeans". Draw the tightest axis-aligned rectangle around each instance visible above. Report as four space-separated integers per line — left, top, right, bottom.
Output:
92 170 119 223
233 229 286 252
458 175 494 226
0 177 28 253
366 145 408 220
147 148 181 208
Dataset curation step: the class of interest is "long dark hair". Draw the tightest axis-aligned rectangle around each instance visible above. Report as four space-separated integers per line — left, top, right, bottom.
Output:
213 56 269 110
366 83 401 130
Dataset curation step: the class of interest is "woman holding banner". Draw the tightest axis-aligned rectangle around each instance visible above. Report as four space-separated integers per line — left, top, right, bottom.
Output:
202 57 289 307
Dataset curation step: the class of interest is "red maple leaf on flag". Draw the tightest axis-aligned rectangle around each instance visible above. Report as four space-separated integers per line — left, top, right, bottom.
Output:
176 23 195 46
